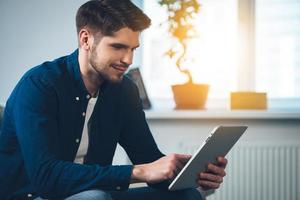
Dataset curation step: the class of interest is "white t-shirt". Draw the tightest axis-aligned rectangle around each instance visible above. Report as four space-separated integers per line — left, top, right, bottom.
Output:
74 95 98 164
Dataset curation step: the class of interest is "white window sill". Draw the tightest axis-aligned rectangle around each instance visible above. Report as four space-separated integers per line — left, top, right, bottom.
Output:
145 109 300 120
144 98 300 119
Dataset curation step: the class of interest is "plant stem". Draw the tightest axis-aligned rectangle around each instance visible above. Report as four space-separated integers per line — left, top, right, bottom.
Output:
176 42 193 83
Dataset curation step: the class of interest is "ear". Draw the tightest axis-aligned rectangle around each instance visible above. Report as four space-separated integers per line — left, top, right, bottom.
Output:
78 28 93 51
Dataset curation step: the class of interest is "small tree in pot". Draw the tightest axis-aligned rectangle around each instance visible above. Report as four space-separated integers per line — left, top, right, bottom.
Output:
159 0 209 109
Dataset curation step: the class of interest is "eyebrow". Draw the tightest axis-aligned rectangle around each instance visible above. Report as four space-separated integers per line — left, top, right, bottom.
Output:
110 43 140 50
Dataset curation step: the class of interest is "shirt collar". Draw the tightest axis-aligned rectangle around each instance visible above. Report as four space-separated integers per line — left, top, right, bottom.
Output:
66 49 88 95
66 49 112 97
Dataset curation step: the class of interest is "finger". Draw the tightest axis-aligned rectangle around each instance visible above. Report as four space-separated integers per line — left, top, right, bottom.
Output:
199 172 223 183
169 154 186 169
173 164 182 177
168 157 185 179
166 163 177 180
198 180 220 189
207 163 226 177
217 157 228 168
175 154 192 162
178 157 190 166
174 159 185 175
168 153 191 164
207 163 226 176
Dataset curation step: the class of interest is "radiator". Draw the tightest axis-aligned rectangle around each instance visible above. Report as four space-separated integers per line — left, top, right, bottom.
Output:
178 142 300 200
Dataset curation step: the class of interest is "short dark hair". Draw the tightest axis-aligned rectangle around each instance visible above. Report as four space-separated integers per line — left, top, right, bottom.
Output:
76 0 151 36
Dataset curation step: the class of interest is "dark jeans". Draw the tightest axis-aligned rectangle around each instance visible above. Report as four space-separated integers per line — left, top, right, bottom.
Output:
35 187 203 200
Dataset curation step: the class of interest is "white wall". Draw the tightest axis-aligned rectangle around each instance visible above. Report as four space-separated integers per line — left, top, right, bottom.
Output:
0 0 143 105
0 0 82 104
147 118 300 154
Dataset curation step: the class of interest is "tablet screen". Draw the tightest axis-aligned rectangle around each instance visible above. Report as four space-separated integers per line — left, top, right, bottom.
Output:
168 125 247 191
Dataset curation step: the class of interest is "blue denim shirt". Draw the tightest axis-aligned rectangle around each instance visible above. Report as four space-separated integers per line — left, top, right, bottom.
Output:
0 50 164 199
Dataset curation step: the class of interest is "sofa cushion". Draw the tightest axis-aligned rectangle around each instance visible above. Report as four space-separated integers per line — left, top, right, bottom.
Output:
0 105 3 130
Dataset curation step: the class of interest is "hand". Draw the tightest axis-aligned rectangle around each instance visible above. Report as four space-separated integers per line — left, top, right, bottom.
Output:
131 153 191 184
198 157 227 190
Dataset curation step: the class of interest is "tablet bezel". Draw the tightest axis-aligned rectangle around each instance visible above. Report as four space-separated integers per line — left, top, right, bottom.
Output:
168 125 248 191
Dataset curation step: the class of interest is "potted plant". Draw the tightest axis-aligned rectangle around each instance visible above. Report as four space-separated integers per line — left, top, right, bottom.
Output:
159 0 209 109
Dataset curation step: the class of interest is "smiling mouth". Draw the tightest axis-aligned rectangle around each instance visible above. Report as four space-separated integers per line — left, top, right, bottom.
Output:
111 64 128 73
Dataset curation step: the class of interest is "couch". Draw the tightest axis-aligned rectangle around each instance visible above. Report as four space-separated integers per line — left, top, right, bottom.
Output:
0 105 3 131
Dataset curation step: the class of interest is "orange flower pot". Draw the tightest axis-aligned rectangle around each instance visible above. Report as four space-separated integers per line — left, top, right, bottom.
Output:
172 83 209 109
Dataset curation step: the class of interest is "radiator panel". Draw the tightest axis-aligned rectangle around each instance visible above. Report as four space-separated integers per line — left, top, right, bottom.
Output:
178 142 300 200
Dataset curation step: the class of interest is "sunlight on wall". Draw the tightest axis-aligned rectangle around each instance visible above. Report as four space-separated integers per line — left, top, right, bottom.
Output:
142 0 238 99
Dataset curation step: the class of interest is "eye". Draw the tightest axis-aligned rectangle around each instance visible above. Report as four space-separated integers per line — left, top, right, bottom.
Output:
111 44 126 50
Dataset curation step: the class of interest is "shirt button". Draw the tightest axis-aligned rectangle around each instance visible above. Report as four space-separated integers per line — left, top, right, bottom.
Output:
76 138 80 143
27 193 32 197
86 94 91 99
116 186 121 190
82 112 86 117
75 97 80 101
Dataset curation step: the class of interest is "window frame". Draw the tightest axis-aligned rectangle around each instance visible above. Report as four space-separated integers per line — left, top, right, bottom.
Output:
137 0 300 110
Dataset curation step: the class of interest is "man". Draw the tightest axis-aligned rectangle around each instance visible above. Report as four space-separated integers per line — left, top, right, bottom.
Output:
0 0 227 199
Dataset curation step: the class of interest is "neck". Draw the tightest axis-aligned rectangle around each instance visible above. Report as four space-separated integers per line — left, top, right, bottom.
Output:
78 49 103 96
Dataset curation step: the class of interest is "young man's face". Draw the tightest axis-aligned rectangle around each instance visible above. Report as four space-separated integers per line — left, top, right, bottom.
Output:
89 27 140 83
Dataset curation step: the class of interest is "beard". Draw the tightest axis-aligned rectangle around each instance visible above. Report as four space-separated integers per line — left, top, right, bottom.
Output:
89 46 124 84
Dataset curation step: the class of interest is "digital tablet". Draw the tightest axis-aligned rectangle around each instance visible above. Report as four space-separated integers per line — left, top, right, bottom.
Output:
168 125 248 191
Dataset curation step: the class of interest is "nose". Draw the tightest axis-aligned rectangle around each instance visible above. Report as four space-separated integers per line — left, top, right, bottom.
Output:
121 50 133 66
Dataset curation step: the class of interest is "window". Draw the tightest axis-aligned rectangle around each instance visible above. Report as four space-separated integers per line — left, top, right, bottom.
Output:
142 0 238 100
139 0 300 108
255 0 300 98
